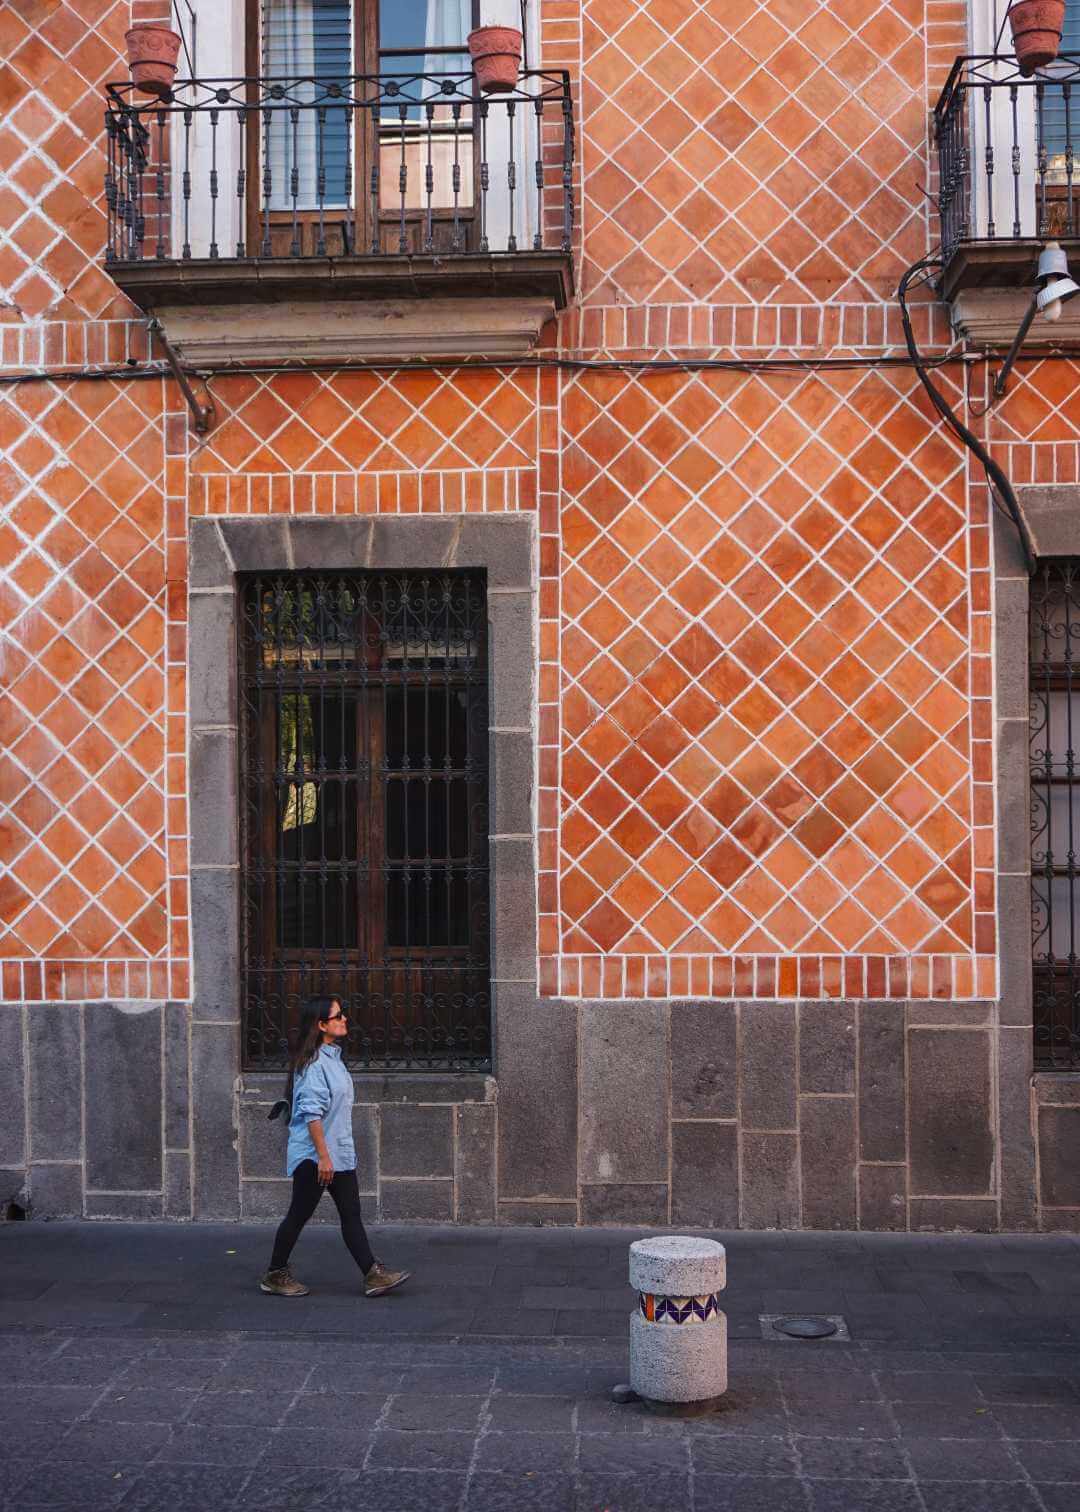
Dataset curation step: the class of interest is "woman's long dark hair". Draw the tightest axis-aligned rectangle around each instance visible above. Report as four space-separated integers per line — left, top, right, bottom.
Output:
284 995 344 1103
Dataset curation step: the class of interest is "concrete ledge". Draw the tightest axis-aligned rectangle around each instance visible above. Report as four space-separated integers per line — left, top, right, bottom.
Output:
1016 485 1080 558
1034 1073 1080 1105
240 1073 495 1104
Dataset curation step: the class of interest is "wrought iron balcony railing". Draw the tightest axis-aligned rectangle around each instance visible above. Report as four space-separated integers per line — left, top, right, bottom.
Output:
935 54 1080 284
104 65 573 270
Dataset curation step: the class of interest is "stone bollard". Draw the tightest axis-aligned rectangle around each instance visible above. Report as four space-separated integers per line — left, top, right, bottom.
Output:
628 1236 727 1412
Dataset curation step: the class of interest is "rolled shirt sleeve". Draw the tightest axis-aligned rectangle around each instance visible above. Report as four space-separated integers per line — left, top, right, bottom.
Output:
291 1065 331 1124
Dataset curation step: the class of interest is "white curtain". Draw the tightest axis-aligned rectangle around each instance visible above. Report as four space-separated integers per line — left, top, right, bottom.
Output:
424 0 471 61
264 0 352 211
483 0 539 252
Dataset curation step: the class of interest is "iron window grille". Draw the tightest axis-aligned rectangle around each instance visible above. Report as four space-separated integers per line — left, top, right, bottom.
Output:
239 570 491 1071
1031 559 1080 1070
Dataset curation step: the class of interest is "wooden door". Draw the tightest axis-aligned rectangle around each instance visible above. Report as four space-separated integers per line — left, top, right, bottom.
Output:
246 0 478 259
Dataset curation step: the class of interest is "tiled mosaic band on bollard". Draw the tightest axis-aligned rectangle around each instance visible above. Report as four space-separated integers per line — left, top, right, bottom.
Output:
629 1236 728 1409
639 1291 723 1324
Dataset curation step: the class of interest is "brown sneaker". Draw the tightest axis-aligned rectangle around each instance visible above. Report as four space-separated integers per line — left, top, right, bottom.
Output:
259 1266 310 1297
363 1261 411 1298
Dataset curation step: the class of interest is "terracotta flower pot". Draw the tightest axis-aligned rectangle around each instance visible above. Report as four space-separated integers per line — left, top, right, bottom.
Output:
1008 0 1066 76
467 26 523 94
125 24 182 97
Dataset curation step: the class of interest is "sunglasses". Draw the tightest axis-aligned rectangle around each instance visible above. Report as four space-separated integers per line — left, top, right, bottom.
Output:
325 1009 347 1023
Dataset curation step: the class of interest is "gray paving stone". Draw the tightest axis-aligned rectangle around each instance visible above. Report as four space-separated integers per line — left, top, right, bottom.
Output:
119 1357 227 1390
973 1373 1078 1403
0 1383 101 1421
552 1309 625 1338
916 1488 1041 1511
578 1434 688 1473
486 1394 576 1432
91 1386 199 1424
317 1471 468 1511
795 1438 911 1480
787 1402 897 1438
118 1466 251 1509
876 1372 980 1402
685 1382 785 1428
574 1473 691 1511
303 1364 405 1394
283 1390 389 1426
14 1462 134 1506
995 1404 1080 1439
25 1353 127 1387
807 1486 922 1511
1012 1439 1080 1480
574 1398 656 1435
497 1363 592 1395
1037 1487 1080 1512
902 1438 1024 1480
782 1375 882 1407
476 1432 576 1471
367 1429 477 1469
468 1307 556 1336
234 1467 354 1508
54 1421 173 1463
261 1429 372 1467
469 1472 576 1511
890 1401 1003 1439
154 1424 275 1464
692 1480 811 1512
690 1435 798 1476
0 1464 31 1505
184 1388 290 1427
383 1393 485 1431
208 1359 312 1391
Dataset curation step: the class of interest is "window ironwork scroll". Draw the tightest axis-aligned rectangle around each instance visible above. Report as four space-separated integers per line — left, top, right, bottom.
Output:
1031 558 1080 1070
239 570 491 1071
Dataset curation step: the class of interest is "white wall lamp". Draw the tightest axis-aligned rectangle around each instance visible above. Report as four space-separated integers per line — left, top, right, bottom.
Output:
990 240 1080 400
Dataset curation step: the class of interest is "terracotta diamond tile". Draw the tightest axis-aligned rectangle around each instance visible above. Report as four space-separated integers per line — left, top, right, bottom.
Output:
559 362 978 964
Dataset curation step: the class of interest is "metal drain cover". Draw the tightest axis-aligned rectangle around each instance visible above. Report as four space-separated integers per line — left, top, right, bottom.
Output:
774 1315 838 1340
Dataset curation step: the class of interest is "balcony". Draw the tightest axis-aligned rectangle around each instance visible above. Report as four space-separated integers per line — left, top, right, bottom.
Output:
935 54 1080 337
104 66 574 360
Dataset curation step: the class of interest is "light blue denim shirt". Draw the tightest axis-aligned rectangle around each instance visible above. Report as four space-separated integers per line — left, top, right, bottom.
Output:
285 1044 356 1177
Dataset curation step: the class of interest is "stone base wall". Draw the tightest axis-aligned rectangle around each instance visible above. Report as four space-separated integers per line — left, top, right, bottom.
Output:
497 997 1039 1234
1034 1075 1080 1233
0 996 1074 1234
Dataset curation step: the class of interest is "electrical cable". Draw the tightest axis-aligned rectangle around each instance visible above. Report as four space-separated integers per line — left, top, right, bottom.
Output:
0 351 968 388
897 255 1037 575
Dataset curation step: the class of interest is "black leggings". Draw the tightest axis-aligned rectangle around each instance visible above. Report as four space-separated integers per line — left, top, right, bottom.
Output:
270 1161 375 1275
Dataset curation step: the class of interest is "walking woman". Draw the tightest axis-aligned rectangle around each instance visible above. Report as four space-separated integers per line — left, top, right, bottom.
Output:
260 995 410 1299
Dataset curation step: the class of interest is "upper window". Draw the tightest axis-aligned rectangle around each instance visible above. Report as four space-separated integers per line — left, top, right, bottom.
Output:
252 0 479 255
238 570 491 1071
1039 1 1080 232
1031 560 1080 1070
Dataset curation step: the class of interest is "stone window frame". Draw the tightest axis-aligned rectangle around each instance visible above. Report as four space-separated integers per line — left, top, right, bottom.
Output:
995 488 1080 1227
188 513 538 1077
995 489 1080 1046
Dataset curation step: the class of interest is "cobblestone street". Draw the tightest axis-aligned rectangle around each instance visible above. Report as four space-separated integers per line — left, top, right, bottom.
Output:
2 1223 1080 1510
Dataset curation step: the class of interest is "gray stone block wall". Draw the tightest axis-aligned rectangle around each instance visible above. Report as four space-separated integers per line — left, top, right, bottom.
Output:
236 1074 496 1225
0 1002 193 1221
0 995 1072 1231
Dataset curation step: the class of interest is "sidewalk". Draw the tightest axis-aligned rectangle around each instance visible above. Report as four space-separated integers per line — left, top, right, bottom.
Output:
2 1222 1079 1510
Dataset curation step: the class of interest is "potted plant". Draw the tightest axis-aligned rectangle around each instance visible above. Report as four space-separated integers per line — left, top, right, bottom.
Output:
125 23 182 97
467 24 523 93
1008 0 1067 76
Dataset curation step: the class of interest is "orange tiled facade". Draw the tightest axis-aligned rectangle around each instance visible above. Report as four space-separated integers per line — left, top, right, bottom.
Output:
0 0 1074 1229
